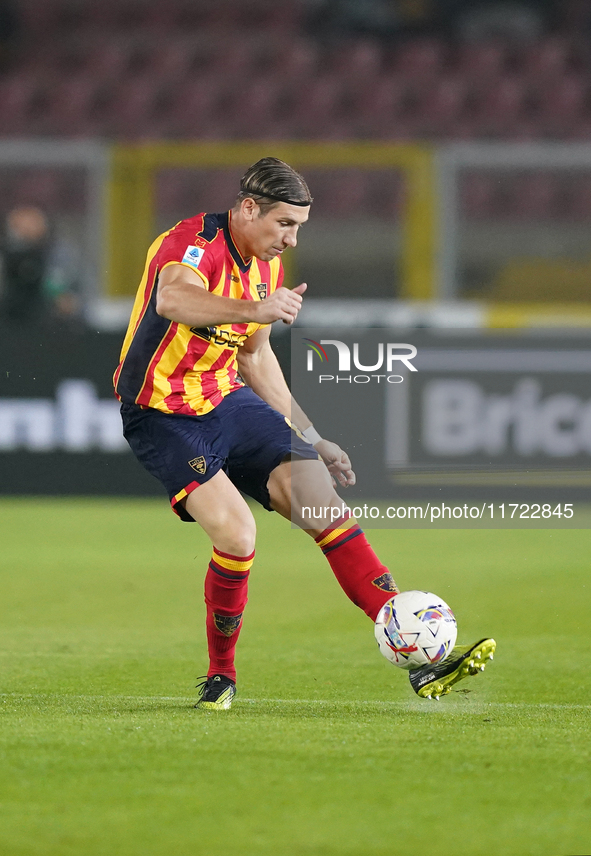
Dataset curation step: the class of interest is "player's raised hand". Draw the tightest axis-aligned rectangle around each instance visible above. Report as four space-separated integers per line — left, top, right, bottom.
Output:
254 282 307 325
314 439 356 488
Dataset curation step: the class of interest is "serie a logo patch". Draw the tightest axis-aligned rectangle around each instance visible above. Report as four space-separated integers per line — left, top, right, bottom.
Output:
188 456 207 474
181 245 205 269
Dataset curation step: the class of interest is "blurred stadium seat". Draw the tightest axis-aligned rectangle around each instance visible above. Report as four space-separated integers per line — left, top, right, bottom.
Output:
455 41 509 83
417 76 469 137
392 38 445 84
227 77 283 136
288 74 345 138
520 37 575 83
1 4 590 142
275 40 318 81
106 75 167 138
349 76 411 138
44 76 106 136
472 76 530 138
0 75 40 134
536 75 589 136
162 77 226 138
149 38 206 83
325 40 383 84
156 168 242 217
82 37 142 81
18 0 61 38
14 168 63 210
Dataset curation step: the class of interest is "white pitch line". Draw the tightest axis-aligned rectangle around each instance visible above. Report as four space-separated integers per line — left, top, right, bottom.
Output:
239 699 591 710
1 693 590 710
0 693 193 702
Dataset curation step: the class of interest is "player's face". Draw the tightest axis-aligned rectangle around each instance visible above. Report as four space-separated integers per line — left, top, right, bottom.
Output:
244 201 310 262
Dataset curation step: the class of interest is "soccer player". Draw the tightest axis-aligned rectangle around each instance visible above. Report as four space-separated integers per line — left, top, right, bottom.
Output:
114 157 494 709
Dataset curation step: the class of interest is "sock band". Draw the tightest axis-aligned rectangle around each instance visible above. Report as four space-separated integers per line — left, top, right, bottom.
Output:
320 527 363 555
315 518 362 555
315 512 352 535
212 547 255 573
213 546 255 563
208 560 250 581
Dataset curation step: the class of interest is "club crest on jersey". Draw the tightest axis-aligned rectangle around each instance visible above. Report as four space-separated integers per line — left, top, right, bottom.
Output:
188 456 207 474
256 282 268 299
371 573 398 592
214 613 243 637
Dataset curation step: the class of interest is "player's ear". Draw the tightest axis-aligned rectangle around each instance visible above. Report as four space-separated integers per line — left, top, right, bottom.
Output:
240 197 258 221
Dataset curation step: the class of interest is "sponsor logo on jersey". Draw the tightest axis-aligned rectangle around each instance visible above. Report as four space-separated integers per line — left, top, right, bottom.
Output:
256 282 268 299
188 456 207 474
181 245 205 269
190 326 248 347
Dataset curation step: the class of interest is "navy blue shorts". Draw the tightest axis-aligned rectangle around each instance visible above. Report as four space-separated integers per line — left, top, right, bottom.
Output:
121 387 320 521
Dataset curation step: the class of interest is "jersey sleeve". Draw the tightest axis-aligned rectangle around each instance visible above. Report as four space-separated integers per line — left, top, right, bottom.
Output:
266 257 283 295
155 228 217 289
276 259 284 290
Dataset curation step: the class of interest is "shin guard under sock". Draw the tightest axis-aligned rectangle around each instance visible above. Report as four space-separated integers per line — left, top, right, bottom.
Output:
204 547 254 682
315 516 398 621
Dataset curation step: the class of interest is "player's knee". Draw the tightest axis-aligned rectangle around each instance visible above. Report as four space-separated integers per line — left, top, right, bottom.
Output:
217 515 256 557
227 531 256 557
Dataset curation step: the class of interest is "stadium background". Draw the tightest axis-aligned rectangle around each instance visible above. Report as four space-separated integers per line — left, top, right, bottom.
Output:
3 0 591 494
0 3 590 856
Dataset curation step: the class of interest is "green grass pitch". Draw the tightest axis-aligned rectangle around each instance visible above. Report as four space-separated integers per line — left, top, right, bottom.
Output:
1 497 590 856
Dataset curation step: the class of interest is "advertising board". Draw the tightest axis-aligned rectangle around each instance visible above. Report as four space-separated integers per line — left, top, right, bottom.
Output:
291 329 591 527
0 327 160 496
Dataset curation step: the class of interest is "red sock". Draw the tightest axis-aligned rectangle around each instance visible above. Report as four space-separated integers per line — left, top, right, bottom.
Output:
204 547 254 683
315 516 398 621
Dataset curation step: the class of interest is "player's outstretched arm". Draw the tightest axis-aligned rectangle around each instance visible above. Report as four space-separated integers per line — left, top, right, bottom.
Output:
312 440 356 488
156 264 307 327
238 328 356 488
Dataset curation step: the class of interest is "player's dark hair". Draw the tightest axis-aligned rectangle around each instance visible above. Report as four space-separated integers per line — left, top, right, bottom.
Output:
236 157 312 214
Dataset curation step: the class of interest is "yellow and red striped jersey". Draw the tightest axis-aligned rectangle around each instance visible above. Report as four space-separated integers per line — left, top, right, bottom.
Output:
114 211 283 415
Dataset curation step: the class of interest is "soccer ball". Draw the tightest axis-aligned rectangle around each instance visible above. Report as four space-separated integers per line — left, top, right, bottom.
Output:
374 591 457 670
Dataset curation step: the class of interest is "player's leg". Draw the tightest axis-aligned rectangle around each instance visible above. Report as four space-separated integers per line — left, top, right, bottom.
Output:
269 459 496 698
217 387 397 621
182 472 256 706
220 389 494 700
267 457 398 621
121 402 255 708
183 468 256 557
